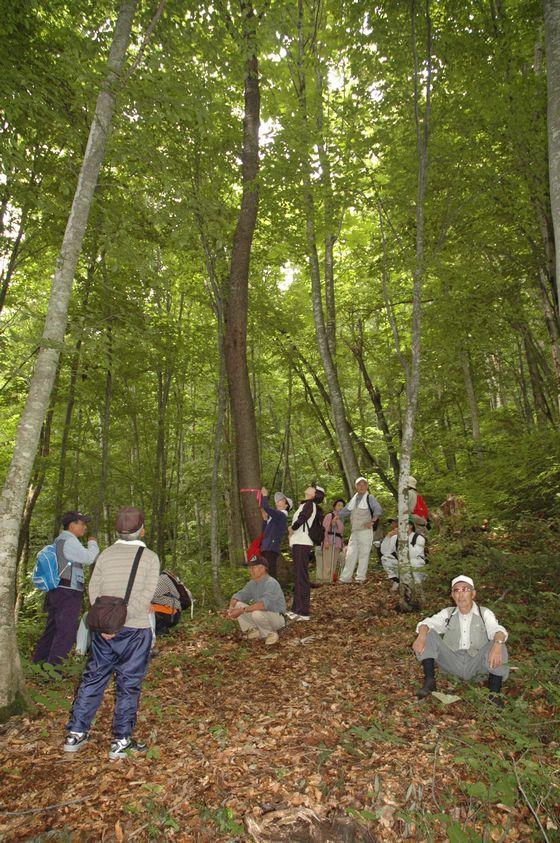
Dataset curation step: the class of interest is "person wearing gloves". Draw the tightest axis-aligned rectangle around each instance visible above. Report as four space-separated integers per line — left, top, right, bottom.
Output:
287 485 317 620
412 575 509 707
338 477 383 583
259 487 292 578
33 511 100 667
227 555 286 645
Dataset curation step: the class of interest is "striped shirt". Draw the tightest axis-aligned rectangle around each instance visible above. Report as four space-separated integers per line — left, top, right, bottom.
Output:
152 573 181 612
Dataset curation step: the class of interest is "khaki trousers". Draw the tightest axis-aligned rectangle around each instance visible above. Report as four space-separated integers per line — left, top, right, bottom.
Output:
315 545 341 582
236 602 285 639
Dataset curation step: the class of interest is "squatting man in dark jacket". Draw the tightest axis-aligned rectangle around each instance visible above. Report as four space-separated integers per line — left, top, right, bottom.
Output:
412 575 509 707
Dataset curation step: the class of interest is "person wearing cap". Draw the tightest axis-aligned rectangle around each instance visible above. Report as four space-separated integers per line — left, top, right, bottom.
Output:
407 476 429 535
338 477 383 584
227 555 286 645
412 575 509 706
64 507 160 759
259 487 292 578
317 498 345 583
33 511 100 666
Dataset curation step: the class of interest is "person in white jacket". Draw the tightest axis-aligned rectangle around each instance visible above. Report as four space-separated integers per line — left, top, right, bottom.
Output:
287 486 316 620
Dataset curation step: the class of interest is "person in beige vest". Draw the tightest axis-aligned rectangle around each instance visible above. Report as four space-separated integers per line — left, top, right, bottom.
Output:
412 575 509 707
338 477 382 583
64 507 160 759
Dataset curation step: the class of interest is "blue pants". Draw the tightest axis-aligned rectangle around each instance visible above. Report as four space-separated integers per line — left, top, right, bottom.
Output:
33 588 83 665
67 627 151 739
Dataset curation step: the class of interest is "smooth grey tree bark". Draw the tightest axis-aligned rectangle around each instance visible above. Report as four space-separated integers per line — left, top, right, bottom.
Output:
395 0 432 612
0 0 138 718
544 0 560 325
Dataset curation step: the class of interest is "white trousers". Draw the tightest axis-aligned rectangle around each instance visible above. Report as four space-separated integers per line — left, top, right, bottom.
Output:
236 602 285 639
381 554 399 580
340 530 374 582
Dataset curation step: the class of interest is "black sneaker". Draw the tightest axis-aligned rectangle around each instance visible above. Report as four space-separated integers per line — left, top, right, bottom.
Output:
109 737 148 760
64 731 90 753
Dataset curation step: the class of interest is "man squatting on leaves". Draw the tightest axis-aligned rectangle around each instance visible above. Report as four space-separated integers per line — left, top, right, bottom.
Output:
412 575 509 706
338 477 383 583
226 554 287 645
64 507 160 759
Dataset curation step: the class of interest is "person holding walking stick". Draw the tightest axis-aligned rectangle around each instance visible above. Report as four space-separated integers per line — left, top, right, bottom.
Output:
316 499 345 583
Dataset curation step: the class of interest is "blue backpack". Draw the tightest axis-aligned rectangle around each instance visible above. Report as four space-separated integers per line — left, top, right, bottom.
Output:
31 540 69 592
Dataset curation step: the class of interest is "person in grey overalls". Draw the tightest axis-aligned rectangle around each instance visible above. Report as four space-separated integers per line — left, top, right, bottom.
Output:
412 575 509 707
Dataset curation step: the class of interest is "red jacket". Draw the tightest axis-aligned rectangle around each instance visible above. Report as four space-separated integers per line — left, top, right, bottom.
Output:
414 494 429 520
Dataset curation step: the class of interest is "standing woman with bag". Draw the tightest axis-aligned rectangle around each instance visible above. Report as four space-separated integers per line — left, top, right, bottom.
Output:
287 486 316 621
319 499 345 583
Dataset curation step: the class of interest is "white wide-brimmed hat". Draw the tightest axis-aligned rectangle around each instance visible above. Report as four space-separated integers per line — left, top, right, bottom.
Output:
407 476 417 489
274 491 293 510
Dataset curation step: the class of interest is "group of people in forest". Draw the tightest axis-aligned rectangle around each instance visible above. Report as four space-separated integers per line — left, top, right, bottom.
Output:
32 473 509 761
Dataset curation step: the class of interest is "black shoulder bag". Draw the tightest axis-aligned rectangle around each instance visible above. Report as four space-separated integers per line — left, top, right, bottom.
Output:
88 547 144 635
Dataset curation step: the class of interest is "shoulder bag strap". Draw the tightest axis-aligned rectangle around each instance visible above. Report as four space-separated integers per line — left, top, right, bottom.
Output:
124 547 145 605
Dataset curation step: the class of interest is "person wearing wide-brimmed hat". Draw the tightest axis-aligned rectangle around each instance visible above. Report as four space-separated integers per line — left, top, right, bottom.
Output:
338 477 383 583
259 487 293 578
406 475 429 535
412 575 509 706
33 511 99 667
227 555 286 645
64 507 160 759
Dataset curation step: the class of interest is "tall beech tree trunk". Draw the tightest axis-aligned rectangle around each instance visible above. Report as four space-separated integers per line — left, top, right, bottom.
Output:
0 0 137 718
544 0 560 323
210 339 227 606
223 0 262 540
396 0 432 612
295 0 360 488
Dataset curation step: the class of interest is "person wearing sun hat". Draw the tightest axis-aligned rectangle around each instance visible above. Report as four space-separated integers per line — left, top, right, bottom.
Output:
259 487 292 578
412 575 509 706
338 476 383 583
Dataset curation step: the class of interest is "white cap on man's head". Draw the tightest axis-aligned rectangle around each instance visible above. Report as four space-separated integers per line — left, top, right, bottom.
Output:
355 476 368 486
451 575 474 589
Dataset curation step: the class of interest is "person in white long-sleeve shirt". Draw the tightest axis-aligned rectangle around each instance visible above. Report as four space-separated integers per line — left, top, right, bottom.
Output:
338 477 383 583
412 575 509 706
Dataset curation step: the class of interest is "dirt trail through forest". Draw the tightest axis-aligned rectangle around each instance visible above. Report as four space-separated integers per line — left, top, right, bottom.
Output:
0 573 541 840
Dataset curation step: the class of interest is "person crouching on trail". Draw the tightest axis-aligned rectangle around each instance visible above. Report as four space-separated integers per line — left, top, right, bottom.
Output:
64 507 160 759
287 485 317 620
259 487 292 578
412 575 509 707
226 555 286 645
338 477 383 584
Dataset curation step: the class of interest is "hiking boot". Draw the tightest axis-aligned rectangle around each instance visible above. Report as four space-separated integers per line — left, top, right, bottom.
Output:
416 658 436 699
246 629 261 640
265 632 279 646
109 737 147 760
64 731 90 753
487 674 504 708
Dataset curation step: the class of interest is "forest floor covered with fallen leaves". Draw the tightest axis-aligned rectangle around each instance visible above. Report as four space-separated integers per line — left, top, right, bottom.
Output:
1 555 559 842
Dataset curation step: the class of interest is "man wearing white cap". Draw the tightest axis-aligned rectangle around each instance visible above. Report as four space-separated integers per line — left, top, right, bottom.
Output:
412 575 509 706
338 477 383 584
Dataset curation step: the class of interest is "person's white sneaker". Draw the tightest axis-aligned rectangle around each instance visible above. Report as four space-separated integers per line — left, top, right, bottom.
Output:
286 611 298 619
109 737 147 760
246 629 261 640
293 614 310 621
64 731 90 753
265 632 279 645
